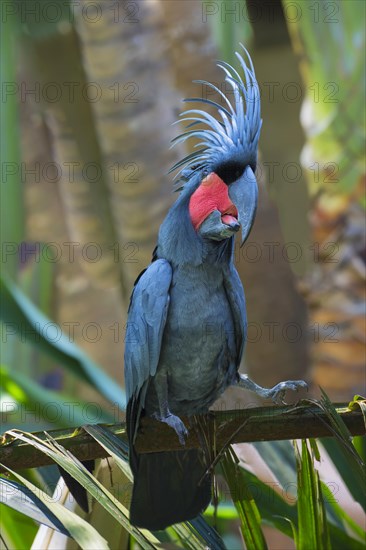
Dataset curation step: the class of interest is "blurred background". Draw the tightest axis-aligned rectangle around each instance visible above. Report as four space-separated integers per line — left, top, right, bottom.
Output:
0 0 365 547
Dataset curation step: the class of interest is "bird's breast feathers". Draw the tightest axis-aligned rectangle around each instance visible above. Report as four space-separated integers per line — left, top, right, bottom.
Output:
154 266 238 408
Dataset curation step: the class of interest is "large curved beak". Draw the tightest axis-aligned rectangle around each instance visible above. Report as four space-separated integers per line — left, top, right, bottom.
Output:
228 166 258 245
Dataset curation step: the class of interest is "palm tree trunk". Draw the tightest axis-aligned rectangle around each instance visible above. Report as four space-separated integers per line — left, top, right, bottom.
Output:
75 0 182 299
285 0 366 400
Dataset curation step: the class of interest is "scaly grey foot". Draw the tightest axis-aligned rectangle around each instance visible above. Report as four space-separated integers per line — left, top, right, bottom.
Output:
260 380 308 405
152 412 188 445
237 374 308 405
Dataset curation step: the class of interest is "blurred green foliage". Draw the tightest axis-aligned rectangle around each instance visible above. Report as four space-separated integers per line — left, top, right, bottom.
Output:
0 0 365 548
284 0 365 195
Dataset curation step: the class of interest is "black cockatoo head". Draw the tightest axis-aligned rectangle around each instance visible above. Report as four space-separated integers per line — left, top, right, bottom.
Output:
159 45 261 265
173 45 261 241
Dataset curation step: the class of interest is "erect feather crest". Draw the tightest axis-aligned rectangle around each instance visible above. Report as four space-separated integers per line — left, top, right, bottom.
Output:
170 45 262 183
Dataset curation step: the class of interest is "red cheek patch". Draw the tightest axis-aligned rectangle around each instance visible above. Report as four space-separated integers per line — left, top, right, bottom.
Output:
189 172 238 230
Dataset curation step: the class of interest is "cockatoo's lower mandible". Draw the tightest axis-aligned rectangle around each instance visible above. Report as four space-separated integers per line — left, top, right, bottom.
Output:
124 45 307 530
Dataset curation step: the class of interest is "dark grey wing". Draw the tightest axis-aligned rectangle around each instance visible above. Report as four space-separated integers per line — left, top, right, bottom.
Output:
125 258 172 402
223 262 247 368
124 259 172 448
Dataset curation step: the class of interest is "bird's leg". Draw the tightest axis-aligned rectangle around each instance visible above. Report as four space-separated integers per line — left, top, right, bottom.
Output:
237 374 308 405
151 370 188 445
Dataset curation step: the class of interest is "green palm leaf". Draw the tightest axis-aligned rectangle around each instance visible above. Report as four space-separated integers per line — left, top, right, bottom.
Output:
1 465 109 549
1 275 125 408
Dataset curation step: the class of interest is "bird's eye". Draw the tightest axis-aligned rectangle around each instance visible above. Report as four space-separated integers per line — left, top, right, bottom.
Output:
215 162 245 185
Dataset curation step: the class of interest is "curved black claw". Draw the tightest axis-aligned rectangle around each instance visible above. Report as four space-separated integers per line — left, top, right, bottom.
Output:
153 413 188 445
267 380 308 405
